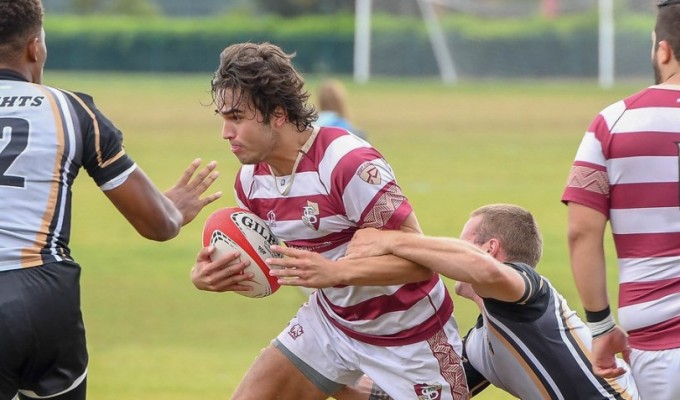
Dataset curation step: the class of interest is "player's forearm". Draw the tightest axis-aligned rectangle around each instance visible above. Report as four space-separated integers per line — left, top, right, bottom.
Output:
389 234 501 286
568 234 609 311
567 204 610 312
337 254 434 286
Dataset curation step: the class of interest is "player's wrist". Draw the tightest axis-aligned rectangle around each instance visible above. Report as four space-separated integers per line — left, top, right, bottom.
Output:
585 306 616 338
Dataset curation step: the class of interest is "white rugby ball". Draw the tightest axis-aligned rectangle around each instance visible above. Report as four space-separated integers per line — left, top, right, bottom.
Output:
202 207 282 298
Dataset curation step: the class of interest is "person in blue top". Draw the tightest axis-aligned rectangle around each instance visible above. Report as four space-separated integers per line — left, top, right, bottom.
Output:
316 79 367 140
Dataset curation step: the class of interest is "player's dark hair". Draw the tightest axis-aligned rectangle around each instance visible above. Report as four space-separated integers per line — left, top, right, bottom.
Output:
656 1 680 62
470 204 543 268
0 0 43 59
211 42 317 132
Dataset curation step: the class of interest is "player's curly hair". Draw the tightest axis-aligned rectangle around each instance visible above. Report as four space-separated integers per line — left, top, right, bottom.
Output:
0 0 43 59
211 42 317 132
470 204 543 268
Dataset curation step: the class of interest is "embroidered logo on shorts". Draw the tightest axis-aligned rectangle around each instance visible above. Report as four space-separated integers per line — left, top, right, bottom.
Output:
357 162 381 185
288 324 304 340
413 383 443 400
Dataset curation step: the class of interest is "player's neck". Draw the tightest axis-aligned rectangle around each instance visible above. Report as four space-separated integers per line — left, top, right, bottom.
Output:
267 126 315 176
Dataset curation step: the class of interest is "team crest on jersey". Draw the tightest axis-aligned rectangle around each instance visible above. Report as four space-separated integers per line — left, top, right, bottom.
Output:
288 324 304 340
413 383 442 400
357 162 381 185
267 210 277 227
301 201 320 231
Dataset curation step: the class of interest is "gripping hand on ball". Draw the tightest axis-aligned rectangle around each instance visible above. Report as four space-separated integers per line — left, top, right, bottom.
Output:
191 245 254 293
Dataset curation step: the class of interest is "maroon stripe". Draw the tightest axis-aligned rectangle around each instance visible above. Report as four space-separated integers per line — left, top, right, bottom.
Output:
627 315 680 350
317 289 455 346
608 131 680 158
619 277 680 307
613 232 680 258
323 275 441 320
610 182 680 208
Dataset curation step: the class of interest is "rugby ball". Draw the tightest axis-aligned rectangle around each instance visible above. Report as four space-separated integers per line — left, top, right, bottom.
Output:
202 207 282 298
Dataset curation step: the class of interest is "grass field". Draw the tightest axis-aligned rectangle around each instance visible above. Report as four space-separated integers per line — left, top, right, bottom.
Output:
43 71 644 399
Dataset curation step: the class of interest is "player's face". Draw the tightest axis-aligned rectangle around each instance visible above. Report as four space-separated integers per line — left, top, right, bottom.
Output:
216 88 278 165
459 216 489 252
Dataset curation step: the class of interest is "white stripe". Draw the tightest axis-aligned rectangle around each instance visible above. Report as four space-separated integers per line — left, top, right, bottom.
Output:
551 285 617 399
611 106 680 134
273 215 355 242
619 256 680 283
574 132 606 166
600 100 627 130
619 293 680 331
238 164 255 198
47 89 75 260
342 158 395 223
607 156 678 184
319 280 447 336
100 164 137 191
318 134 371 192
250 171 326 198
18 368 87 398
610 207 680 234
484 310 565 400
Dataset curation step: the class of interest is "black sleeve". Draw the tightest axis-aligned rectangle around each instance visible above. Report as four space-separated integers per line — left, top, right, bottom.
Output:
67 90 135 187
482 262 549 323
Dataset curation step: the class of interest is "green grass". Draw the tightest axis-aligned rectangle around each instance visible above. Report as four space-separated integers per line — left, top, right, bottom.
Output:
42 71 641 399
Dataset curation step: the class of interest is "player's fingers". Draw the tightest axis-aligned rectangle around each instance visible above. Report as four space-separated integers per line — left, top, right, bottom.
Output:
622 346 632 365
177 158 202 186
200 191 223 207
211 250 242 267
592 365 625 379
190 162 219 191
271 244 303 258
195 171 220 194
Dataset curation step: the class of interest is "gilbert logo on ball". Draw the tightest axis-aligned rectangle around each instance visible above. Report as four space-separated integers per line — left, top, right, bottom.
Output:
202 207 283 298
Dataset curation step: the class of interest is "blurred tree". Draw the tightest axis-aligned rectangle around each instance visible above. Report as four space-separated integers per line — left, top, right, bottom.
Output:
108 0 161 16
71 0 99 14
255 0 353 16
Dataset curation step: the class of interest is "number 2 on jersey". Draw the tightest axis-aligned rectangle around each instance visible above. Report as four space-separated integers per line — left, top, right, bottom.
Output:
0 118 29 188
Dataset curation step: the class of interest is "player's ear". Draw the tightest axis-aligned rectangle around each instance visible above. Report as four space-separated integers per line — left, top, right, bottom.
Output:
486 238 500 257
26 36 40 63
271 106 287 128
656 40 673 65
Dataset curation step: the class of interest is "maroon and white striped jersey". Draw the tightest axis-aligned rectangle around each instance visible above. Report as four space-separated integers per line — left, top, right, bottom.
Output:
0 70 136 271
235 126 454 346
562 85 680 351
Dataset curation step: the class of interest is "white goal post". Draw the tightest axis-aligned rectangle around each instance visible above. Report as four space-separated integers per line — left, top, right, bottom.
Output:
354 0 617 88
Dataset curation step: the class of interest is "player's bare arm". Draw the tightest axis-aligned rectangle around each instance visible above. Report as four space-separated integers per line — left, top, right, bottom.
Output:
566 202 610 312
105 159 221 241
353 229 526 302
268 212 433 287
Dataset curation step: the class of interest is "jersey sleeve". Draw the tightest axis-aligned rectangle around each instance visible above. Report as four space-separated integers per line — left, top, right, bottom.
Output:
483 263 549 322
561 105 620 218
66 91 136 190
331 146 413 231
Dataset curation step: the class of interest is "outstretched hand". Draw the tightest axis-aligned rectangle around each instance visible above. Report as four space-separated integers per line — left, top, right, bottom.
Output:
164 158 222 226
590 326 631 378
